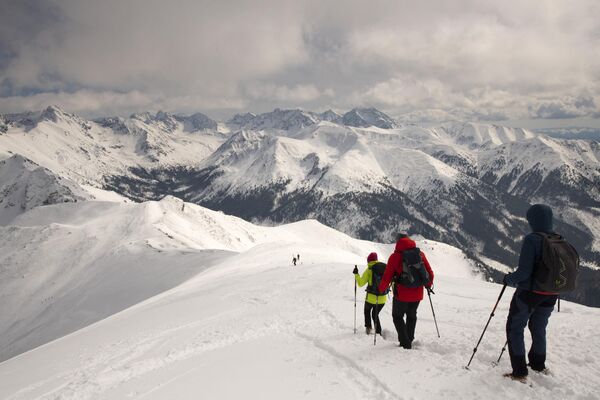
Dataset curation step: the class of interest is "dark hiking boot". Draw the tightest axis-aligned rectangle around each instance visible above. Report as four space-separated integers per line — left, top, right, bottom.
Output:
366 327 372 335
532 368 551 376
503 373 527 383
528 352 547 372
509 354 528 378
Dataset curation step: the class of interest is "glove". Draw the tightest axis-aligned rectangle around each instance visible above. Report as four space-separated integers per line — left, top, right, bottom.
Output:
353 265 359 275
426 285 435 295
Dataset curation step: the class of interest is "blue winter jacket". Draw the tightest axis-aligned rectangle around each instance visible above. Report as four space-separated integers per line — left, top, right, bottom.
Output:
505 204 554 291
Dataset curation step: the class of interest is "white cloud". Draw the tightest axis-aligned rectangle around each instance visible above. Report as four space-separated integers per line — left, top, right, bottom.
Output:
0 90 154 116
0 89 247 118
530 95 598 119
1 0 599 121
245 83 333 102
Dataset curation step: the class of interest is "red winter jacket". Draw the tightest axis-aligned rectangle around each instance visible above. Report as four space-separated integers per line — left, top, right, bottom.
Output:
378 237 434 302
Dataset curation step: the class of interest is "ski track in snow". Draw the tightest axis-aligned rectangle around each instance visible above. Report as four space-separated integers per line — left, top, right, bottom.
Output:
6 266 599 400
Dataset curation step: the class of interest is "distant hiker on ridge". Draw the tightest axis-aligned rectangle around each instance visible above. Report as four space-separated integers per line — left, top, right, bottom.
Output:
503 204 579 381
378 233 434 349
292 256 297 266
353 252 389 335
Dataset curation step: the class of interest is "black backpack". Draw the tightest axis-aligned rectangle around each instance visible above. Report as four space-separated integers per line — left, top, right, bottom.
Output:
396 248 430 288
533 232 579 293
366 262 390 296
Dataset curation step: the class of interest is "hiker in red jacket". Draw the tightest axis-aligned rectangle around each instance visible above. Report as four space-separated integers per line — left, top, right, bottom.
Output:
379 233 434 349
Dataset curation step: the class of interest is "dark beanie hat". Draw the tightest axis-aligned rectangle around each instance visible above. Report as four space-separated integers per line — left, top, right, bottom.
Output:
526 204 553 233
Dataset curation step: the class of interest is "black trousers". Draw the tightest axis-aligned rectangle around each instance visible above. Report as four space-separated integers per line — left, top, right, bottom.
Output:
392 299 420 348
364 302 385 333
506 289 557 377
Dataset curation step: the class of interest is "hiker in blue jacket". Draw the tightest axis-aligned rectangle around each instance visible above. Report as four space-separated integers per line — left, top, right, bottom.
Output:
503 204 559 381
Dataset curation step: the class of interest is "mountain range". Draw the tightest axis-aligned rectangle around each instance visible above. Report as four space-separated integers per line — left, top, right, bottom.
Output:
1 105 599 306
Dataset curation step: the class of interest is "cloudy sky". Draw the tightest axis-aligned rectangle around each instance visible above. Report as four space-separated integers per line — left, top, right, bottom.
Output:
1 0 599 126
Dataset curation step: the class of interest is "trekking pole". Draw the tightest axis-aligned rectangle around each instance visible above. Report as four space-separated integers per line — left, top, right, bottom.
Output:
427 287 440 338
558 296 561 312
492 340 508 367
465 284 507 369
354 269 357 334
374 295 379 346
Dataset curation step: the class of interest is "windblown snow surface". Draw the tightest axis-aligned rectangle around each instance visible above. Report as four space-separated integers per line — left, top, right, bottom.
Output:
0 197 599 399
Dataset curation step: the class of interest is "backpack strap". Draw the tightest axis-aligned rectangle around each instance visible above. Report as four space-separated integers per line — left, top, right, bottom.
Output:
530 232 548 291
533 231 561 240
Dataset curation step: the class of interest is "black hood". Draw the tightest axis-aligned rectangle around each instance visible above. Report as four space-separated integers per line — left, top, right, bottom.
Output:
526 204 553 233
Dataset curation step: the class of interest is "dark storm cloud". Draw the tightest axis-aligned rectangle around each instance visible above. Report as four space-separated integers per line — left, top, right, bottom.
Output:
0 0 599 121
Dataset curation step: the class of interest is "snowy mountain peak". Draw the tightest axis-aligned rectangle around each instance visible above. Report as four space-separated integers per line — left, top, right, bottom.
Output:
207 129 272 166
175 112 218 131
155 110 172 120
1 107 76 129
439 122 537 148
319 109 342 123
0 154 89 225
146 111 178 132
130 111 154 122
94 116 130 134
39 105 68 123
35 105 93 132
231 108 320 131
228 112 257 127
127 111 217 132
342 107 398 129
1 153 38 169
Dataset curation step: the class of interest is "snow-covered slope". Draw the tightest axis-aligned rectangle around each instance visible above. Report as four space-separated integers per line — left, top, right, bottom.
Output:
478 136 600 196
0 196 401 362
0 199 599 399
0 155 89 224
438 122 536 148
0 106 226 185
188 123 466 197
